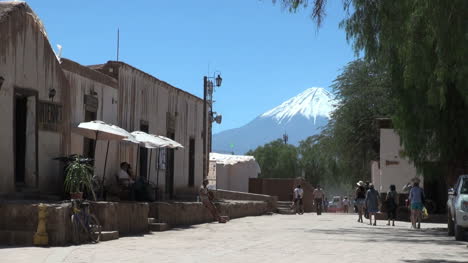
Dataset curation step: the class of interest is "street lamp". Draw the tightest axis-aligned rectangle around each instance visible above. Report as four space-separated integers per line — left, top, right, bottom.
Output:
203 72 223 181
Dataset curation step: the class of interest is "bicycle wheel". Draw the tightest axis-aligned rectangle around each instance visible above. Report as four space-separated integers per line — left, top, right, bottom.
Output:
71 214 87 244
87 214 102 243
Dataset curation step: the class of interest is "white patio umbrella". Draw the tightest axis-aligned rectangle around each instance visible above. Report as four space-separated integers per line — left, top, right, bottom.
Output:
130 131 171 180
73 120 134 199
157 135 184 149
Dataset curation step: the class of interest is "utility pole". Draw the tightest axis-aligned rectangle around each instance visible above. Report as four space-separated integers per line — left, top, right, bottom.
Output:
202 74 222 180
203 76 208 180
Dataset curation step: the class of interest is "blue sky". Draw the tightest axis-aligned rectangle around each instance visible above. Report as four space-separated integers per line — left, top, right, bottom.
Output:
21 0 355 133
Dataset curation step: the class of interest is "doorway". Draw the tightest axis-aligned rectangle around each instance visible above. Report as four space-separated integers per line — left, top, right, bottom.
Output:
15 96 27 184
188 138 195 187
139 122 149 179
165 131 175 198
83 110 97 158
14 90 37 188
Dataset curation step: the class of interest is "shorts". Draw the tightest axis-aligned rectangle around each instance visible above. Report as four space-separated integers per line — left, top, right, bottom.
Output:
356 198 365 208
411 202 423 211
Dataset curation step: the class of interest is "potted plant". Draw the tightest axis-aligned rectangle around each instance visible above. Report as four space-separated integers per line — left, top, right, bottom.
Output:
64 156 96 200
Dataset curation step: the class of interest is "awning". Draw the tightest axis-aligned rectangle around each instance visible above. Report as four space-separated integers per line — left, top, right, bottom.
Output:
73 120 128 141
131 131 172 148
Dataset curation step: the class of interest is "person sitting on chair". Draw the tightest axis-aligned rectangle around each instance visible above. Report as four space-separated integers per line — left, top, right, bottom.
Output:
118 162 134 187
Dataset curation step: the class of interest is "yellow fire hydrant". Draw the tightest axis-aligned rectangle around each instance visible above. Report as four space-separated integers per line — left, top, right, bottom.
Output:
33 203 49 246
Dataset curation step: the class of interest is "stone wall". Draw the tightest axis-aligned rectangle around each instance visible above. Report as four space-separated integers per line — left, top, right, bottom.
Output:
148 200 268 227
0 201 72 246
249 178 316 212
214 189 277 212
0 201 149 246
89 202 149 236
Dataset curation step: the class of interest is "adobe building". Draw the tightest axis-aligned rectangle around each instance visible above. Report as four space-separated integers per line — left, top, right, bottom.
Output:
0 2 71 196
208 153 260 192
0 2 205 200
90 61 205 199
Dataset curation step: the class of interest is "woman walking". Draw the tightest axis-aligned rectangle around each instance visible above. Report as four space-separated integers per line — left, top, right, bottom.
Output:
386 185 398 226
409 178 425 229
355 181 366 223
365 184 380 226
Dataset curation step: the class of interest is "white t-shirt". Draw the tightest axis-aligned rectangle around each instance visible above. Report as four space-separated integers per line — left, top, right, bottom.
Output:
342 199 350 206
118 169 130 180
294 188 304 199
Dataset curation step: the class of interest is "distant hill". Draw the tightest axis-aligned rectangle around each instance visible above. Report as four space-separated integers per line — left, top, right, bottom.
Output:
213 87 336 154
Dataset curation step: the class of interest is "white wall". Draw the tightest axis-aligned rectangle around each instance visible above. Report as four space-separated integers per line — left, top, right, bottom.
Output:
215 160 260 193
378 129 422 193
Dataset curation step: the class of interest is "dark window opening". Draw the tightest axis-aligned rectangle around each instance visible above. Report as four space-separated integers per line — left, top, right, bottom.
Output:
166 131 175 198
139 122 149 179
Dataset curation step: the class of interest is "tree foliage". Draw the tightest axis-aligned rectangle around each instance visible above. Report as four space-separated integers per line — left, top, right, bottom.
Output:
246 139 300 178
275 0 468 179
342 0 468 177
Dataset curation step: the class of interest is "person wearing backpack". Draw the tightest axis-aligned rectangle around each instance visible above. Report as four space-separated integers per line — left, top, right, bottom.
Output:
386 185 398 226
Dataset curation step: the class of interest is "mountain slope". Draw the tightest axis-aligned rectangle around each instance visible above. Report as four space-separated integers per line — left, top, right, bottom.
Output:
213 87 336 154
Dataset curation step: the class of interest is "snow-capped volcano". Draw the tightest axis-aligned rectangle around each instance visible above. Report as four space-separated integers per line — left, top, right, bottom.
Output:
261 87 335 124
213 87 336 154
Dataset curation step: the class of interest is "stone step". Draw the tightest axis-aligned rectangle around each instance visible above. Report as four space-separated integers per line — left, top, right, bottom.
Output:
149 223 170 232
277 208 295 215
148 218 156 224
100 231 119 242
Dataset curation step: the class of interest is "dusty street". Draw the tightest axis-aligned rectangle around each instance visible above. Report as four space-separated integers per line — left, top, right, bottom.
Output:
1 213 467 263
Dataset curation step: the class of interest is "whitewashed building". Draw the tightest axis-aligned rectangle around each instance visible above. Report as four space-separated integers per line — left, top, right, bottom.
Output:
209 153 261 193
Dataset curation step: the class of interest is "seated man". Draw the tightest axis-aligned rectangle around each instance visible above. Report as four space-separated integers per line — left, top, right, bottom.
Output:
118 162 134 187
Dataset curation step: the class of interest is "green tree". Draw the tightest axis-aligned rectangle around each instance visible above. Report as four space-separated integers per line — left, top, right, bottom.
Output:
247 139 300 178
342 0 468 180
274 0 468 181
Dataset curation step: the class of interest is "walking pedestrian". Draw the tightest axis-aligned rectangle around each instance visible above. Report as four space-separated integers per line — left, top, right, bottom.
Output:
312 185 325 215
386 185 398 226
409 178 425 229
342 196 350 213
355 181 366 223
293 185 304 215
364 181 370 219
365 183 380 226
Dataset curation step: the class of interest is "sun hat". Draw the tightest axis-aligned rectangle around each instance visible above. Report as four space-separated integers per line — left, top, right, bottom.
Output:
356 180 365 186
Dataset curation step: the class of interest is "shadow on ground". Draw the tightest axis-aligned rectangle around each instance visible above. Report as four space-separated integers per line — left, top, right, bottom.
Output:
403 259 468 263
303 225 468 247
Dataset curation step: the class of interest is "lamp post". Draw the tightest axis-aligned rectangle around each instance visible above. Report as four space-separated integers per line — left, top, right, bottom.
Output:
203 73 222 180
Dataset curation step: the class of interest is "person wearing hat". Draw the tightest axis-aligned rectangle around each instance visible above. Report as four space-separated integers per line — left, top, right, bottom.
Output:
355 181 366 223
409 177 425 229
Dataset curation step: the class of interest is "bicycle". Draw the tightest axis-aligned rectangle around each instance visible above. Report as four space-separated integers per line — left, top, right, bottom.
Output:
71 199 102 244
